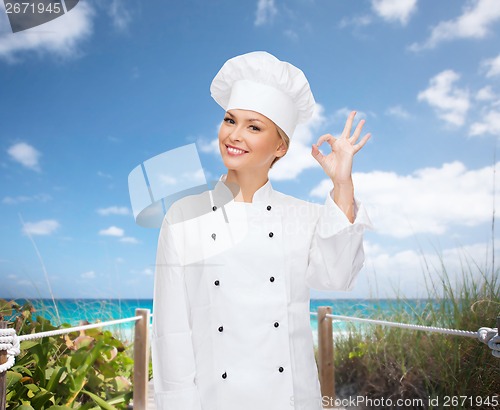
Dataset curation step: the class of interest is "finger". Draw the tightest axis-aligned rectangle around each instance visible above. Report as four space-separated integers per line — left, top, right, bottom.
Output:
341 111 357 139
353 133 371 153
311 144 326 166
316 134 337 150
349 119 365 144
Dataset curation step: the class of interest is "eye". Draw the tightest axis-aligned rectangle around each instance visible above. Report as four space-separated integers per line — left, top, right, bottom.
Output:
249 125 261 132
224 117 235 124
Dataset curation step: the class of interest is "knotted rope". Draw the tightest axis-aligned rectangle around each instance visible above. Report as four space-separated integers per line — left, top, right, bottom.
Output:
0 315 144 373
0 328 20 373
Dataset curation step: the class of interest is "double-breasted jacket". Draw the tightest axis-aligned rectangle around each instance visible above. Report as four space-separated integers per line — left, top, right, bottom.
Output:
152 177 371 410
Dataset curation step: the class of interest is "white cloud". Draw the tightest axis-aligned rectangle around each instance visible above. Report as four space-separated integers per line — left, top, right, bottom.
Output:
359 241 498 298
120 236 139 244
481 53 500 78
310 161 500 238
108 0 131 31
159 174 177 185
141 268 153 276
181 168 206 184
284 29 298 41
197 137 219 154
311 240 498 299
385 105 412 119
99 226 124 237
197 122 222 155
97 206 130 216
371 0 417 25
475 86 496 101
332 107 369 122
7 142 41 171
0 1 94 62
22 219 60 236
417 70 470 126
17 279 33 287
338 15 372 29
409 0 500 51
269 103 328 181
81 270 96 279
255 0 277 26
469 109 500 136
2 193 51 204
97 171 113 179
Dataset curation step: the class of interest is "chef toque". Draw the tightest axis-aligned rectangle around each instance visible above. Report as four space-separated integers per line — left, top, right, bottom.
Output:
210 51 316 138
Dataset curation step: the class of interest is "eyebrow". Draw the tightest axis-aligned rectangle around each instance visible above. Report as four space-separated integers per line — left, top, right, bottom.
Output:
226 111 265 124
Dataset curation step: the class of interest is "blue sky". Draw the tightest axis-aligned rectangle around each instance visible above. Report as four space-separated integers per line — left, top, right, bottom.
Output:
1 0 499 300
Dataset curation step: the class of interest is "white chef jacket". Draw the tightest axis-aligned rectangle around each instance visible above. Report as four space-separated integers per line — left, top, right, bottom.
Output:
151 177 371 410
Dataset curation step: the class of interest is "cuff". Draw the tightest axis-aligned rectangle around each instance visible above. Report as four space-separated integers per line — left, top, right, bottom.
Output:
316 190 373 238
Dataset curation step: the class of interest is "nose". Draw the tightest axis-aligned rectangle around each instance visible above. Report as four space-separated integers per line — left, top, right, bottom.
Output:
227 124 244 143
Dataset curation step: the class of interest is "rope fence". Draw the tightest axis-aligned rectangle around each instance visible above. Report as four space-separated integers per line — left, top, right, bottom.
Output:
0 307 498 410
310 311 479 338
0 308 151 410
313 308 499 407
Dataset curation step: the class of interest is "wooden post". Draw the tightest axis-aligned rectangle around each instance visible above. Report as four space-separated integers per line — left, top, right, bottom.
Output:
133 309 150 410
0 321 7 410
318 307 335 408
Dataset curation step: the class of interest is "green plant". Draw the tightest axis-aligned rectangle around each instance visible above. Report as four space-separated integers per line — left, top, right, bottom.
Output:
333 258 499 409
1 300 134 409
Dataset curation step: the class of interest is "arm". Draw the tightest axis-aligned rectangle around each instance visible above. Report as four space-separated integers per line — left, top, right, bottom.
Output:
305 192 371 291
306 110 372 290
151 218 202 410
311 110 370 223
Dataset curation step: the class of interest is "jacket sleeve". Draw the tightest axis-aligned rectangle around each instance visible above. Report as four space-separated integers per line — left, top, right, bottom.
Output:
151 217 202 410
305 190 372 291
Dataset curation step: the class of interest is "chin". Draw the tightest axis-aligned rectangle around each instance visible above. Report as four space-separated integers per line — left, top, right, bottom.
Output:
222 158 245 171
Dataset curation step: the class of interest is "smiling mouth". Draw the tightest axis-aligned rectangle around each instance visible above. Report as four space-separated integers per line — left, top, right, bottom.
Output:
225 145 248 156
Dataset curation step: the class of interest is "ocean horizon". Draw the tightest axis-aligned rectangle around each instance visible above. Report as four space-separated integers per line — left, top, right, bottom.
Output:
4 298 436 344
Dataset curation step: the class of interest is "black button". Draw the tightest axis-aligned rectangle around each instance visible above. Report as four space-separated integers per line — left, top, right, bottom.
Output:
212 206 217 211
267 205 272 211
274 322 279 328
222 372 227 379
269 276 275 282
218 326 224 332
279 367 284 373
214 280 220 286
269 232 274 238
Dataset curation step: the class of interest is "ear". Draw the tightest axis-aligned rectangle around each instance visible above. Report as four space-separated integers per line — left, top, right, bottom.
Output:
275 142 288 158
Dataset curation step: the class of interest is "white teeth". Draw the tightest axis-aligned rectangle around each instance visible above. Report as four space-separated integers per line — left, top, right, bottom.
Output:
227 146 246 155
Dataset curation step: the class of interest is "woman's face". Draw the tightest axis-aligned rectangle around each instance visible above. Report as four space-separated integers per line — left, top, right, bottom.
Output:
218 109 286 171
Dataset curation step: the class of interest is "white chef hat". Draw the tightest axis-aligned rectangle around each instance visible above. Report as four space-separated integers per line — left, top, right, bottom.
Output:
210 51 315 138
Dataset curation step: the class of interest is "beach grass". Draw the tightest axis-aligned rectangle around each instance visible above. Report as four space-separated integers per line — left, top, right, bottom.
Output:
330 256 499 409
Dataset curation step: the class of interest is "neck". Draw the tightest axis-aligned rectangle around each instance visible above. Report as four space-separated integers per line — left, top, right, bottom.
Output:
225 169 269 203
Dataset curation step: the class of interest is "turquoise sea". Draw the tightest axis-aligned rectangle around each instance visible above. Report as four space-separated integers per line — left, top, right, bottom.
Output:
9 298 432 344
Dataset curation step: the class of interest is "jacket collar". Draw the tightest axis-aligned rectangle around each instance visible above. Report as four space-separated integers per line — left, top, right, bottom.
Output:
218 174 274 204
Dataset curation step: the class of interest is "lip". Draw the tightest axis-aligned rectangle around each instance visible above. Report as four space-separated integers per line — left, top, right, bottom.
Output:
225 144 249 156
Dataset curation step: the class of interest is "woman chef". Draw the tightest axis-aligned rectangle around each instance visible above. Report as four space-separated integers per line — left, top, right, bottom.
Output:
151 51 372 410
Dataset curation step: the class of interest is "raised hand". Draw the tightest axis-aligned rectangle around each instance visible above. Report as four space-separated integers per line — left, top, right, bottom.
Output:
311 111 370 185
